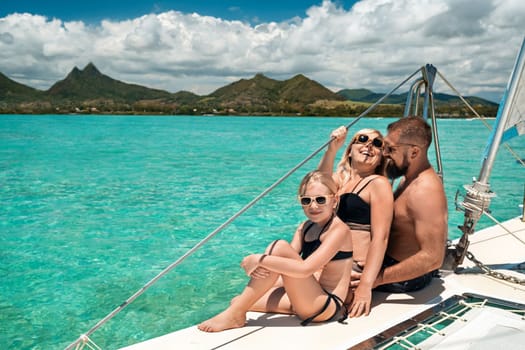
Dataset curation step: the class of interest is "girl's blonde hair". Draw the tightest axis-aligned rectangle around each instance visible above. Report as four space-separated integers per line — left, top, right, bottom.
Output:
298 170 339 196
334 128 387 186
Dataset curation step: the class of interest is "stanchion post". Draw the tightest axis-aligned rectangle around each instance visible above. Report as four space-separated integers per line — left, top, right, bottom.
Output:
522 183 525 222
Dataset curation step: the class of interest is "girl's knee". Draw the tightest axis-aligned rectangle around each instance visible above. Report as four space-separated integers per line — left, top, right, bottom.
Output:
265 239 285 254
267 240 296 257
230 295 240 306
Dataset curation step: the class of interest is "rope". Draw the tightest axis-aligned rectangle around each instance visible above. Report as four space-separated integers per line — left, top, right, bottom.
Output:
437 71 525 167
481 208 525 245
65 68 422 350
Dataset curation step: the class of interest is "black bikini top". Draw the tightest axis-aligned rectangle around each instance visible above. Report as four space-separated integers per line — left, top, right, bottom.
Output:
300 218 353 261
336 177 376 226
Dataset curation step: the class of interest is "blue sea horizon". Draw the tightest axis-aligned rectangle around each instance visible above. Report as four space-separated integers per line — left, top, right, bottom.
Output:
1 115 523 349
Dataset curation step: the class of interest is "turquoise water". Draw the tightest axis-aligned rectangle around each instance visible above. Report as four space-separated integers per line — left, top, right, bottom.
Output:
1 115 523 349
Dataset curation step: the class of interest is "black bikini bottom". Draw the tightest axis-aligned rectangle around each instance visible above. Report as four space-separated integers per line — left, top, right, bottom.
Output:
300 289 348 326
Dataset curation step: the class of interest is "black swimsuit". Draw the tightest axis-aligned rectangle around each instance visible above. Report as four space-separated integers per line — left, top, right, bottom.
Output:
299 217 352 325
337 177 375 272
300 220 353 261
337 177 375 228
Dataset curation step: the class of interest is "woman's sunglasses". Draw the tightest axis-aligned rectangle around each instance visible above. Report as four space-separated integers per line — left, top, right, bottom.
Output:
298 195 332 206
354 134 383 148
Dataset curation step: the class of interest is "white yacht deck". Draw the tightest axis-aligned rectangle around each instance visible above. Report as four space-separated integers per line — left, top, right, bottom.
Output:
120 217 525 350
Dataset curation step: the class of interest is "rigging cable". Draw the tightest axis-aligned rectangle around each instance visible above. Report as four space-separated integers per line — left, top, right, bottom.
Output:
65 68 421 350
437 71 525 168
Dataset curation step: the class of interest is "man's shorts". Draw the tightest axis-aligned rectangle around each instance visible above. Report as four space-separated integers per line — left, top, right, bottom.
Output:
374 255 439 293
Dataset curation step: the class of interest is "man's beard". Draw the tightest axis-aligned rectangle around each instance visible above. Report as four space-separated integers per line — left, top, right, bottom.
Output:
386 158 408 179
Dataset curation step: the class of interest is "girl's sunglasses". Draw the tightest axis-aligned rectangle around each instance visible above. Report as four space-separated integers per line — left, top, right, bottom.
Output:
354 134 383 148
299 195 331 206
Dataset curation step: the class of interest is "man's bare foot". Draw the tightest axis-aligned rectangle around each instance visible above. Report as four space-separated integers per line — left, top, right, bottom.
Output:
197 309 246 332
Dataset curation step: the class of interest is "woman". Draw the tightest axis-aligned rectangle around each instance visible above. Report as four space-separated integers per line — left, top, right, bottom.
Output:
198 170 353 332
318 126 393 317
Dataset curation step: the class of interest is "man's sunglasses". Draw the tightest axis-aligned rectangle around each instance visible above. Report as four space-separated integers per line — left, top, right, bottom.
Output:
354 134 383 148
298 195 332 206
383 142 420 154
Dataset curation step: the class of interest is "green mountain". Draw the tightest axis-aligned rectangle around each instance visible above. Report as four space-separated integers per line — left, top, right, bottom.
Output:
280 74 345 103
337 88 497 107
47 63 173 102
337 88 375 100
207 73 281 108
171 90 201 105
205 73 343 111
0 72 44 102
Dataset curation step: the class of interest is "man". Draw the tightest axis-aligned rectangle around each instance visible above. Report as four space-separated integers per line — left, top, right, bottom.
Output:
374 116 448 292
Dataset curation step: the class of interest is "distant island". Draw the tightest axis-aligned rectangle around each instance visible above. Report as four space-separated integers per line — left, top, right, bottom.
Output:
0 63 498 117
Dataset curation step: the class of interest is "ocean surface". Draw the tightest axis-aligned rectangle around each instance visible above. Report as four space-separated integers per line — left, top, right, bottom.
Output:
1 115 523 349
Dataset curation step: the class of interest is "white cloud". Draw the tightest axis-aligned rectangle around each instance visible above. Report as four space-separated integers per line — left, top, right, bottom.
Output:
0 0 524 101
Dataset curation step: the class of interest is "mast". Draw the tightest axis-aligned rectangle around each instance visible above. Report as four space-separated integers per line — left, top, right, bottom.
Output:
444 37 525 270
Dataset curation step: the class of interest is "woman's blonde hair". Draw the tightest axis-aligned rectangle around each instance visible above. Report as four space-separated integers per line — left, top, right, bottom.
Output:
334 128 387 186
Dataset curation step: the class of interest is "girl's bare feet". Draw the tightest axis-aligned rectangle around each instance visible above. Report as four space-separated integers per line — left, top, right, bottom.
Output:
197 308 246 332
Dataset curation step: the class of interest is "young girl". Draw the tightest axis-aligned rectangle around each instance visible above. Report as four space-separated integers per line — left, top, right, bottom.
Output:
198 170 353 332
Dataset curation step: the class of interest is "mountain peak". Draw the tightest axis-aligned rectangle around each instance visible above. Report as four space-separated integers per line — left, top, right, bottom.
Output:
289 73 308 80
65 63 102 80
68 66 81 77
253 73 269 80
83 62 101 76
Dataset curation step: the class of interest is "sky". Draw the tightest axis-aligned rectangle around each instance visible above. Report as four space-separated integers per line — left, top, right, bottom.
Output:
1 0 524 102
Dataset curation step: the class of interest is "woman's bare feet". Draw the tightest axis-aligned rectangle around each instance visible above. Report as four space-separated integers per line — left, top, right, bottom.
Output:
197 308 246 332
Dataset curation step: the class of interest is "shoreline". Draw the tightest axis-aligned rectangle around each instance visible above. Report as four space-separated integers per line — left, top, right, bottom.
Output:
0 113 496 119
